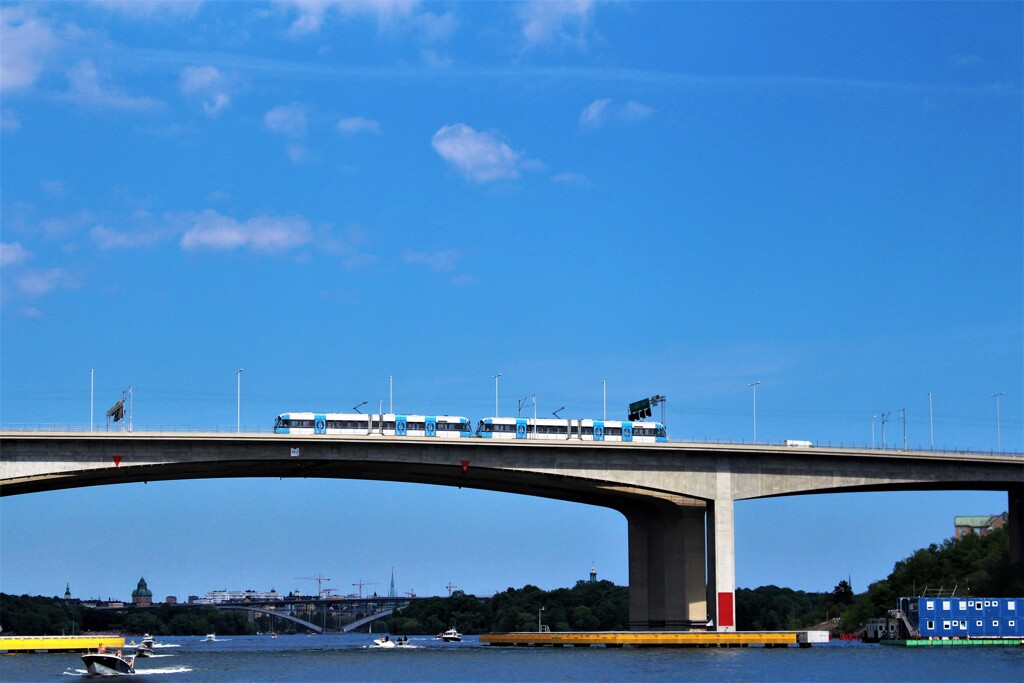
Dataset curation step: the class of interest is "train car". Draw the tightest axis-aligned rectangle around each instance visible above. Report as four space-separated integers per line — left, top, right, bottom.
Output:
476 417 667 443
274 412 473 438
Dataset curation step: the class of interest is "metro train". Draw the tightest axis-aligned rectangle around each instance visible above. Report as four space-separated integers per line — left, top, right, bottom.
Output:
273 412 667 443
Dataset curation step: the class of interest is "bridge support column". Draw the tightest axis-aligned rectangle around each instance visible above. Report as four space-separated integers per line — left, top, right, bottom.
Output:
1010 485 1024 578
625 499 708 631
707 466 736 632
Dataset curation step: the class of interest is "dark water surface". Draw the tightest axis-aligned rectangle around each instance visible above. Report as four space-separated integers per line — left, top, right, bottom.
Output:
2 634 1022 682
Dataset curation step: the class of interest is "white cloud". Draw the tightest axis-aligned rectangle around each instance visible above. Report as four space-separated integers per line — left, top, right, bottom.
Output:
41 180 68 197
403 249 459 271
336 116 381 135
90 224 166 250
431 123 523 183
0 6 59 92
280 0 421 36
15 268 79 297
580 98 653 129
517 0 594 49
0 241 31 266
89 1 203 20
264 103 307 137
580 98 611 129
65 60 162 110
551 172 586 186
180 210 313 253
180 65 231 117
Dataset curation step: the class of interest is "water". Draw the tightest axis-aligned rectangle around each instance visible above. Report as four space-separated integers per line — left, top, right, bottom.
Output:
2 634 1022 682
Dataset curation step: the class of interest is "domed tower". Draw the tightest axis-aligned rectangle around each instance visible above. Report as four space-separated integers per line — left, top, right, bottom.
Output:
131 577 153 607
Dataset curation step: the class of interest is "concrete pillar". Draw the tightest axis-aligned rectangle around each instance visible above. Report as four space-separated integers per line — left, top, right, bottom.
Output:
624 499 708 630
707 464 736 632
1009 486 1024 578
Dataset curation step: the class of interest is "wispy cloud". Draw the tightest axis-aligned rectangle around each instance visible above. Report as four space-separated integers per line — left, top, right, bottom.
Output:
89 1 203 20
279 0 423 37
180 65 232 117
14 268 80 297
432 123 529 183
0 241 31 267
264 103 307 137
65 60 162 110
0 6 59 92
90 224 168 250
337 116 381 135
517 0 594 50
403 248 459 271
180 210 313 253
580 98 653 130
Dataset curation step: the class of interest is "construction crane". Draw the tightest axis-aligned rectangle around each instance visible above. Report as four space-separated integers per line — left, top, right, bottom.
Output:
295 575 332 598
446 582 458 596
352 579 379 599
405 589 417 598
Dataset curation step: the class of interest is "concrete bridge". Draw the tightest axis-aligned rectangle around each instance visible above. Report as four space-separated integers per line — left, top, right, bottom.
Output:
2 431 1021 631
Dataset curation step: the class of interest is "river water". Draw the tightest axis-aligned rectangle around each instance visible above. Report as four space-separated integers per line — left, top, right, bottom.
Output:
2 634 1021 682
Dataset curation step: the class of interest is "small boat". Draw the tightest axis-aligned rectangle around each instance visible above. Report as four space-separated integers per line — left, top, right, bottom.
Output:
134 634 155 657
81 651 135 676
372 636 396 648
203 633 216 642
437 627 462 642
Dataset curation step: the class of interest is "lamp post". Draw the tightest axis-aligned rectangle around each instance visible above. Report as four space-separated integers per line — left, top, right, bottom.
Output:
235 368 243 433
871 415 876 449
927 393 934 449
602 380 606 421
389 375 393 414
492 373 502 416
748 381 761 444
992 393 1005 452
538 606 545 632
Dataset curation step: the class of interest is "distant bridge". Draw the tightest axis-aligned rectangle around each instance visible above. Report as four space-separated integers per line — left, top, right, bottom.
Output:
215 605 323 633
2 431 1021 632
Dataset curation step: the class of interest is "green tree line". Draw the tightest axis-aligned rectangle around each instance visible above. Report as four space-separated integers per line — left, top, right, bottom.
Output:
3 527 1017 636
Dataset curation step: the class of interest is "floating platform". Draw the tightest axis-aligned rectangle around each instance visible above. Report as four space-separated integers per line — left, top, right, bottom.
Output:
480 631 829 648
881 638 1024 647
0 635 125 653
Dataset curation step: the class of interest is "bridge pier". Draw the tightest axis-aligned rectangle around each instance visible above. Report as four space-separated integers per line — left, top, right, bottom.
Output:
625 498 708 631
1010 485 1024 578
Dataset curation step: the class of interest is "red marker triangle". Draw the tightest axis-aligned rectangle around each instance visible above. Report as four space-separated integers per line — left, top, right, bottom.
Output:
112 456 122 467
460 460 469 472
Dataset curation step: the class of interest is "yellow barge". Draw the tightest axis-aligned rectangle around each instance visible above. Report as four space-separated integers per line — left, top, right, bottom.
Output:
480 630 828 648
1 636 125 653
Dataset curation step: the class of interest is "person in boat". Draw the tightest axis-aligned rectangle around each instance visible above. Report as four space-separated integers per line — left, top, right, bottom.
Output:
97 643 106 653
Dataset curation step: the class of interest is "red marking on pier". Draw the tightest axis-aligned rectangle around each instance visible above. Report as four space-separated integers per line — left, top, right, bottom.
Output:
461 460 470 472
112 456 122 467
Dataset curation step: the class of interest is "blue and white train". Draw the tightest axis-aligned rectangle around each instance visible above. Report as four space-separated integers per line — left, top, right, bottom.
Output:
274 412 473 438
273 413 668 443
476 417 667 443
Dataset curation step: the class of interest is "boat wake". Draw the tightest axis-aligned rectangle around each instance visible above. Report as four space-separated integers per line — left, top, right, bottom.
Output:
65 666 193 676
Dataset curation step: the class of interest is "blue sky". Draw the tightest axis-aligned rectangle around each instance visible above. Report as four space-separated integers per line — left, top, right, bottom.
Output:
1 2 1021 604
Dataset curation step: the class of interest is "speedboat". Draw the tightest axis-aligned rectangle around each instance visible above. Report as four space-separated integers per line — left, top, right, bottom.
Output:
81 651 135 676
437 627 462 642
372 636 396 648
134 634 155 657
203 633 216 642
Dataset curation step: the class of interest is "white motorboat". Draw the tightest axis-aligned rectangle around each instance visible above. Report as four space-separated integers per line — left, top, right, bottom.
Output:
203 633 216 642
81 651 135 676
134 634 155 657
372 636 396 648
437 627 462 642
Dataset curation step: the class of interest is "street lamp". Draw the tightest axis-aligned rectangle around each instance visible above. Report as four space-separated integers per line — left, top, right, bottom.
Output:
747 382 761 444
492 373 502 416
538 606 545 632
871 415 876 449
928 393 934 449
992 393 1005 452
602 380 606 421
235 368 244 433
